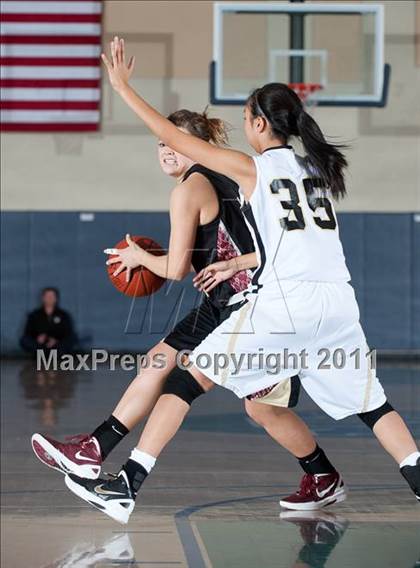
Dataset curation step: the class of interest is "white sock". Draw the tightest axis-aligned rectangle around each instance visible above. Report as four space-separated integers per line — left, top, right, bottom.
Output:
399 451 420 469
129 448 156 474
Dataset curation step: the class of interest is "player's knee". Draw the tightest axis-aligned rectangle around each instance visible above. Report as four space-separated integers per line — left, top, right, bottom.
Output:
358 401 394 430
245 399 268 426
131 361 153 384
189 365 214 393
162 367 206 406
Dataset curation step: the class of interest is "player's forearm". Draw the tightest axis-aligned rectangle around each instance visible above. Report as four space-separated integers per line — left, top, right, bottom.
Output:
116 84 231 179
228 252 258 272
137 250 189 281
118 84 179 144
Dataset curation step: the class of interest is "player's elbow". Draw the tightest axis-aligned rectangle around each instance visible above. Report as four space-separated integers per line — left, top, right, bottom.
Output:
169 274 183 282
167 268 190 281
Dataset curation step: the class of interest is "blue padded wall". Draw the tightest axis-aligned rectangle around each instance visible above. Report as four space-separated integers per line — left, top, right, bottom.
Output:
363 214 412 349
1 213 30 354
1 212 419 355
412 215 420 349
338 214 365 314
1 212 200 355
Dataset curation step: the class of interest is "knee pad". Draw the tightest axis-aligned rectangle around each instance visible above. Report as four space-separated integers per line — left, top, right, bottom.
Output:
162 367 205 406
358 401 394 430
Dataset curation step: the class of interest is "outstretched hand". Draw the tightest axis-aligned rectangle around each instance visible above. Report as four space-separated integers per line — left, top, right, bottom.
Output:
101 36 135 93
105 234 143 283
193 259 237 294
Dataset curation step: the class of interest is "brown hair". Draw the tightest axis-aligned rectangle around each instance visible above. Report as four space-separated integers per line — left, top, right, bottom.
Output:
167 108 229 146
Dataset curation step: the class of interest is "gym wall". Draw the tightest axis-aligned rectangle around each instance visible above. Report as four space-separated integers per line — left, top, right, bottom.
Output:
1 0 419 212
1 1 419 355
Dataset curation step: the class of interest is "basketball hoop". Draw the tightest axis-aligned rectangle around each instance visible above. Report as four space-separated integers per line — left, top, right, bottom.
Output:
288 83 323 106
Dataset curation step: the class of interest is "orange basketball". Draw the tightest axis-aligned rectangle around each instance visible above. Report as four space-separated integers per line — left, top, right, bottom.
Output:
107 236 165 297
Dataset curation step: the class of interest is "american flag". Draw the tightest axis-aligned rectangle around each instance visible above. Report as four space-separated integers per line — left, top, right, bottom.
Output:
0 0 102 132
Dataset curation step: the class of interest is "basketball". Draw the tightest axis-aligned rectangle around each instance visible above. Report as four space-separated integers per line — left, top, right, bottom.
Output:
107 236 165 297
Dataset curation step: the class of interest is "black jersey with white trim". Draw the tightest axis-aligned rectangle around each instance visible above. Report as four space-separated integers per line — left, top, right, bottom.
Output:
182 164 255 308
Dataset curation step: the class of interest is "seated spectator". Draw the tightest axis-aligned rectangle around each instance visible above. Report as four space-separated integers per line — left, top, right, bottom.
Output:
20 287 76 357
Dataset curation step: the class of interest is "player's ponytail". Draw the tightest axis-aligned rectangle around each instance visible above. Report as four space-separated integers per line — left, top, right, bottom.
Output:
247 83 348 199
296 110 348 199
167 108 229 146
204 112 230 147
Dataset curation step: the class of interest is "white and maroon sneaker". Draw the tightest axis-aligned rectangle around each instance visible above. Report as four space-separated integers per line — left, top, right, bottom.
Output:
31 433 102 479
279 472 347 511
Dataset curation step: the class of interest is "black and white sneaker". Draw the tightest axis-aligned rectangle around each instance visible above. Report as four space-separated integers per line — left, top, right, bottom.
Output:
400 457 420 502
65 470 135 524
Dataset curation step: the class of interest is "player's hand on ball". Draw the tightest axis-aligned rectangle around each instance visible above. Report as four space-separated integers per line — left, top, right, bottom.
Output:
101 36 135 92
193 259 237 294
105 234 144 283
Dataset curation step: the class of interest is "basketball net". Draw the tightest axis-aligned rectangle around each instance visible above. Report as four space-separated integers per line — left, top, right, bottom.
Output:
288 83 322 153
288 83 322 111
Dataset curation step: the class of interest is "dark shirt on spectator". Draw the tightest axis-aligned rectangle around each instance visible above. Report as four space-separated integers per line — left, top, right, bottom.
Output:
21 308 76 355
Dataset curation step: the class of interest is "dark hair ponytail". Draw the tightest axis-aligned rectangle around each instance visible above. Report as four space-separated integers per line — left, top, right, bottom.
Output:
247 83 348 199
167 107 229 147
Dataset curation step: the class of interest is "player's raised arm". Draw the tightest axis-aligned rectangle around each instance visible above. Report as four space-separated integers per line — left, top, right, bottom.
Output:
102 37 256 198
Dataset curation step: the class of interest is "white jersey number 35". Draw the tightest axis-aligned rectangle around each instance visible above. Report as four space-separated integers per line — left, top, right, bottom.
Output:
270 177 337 231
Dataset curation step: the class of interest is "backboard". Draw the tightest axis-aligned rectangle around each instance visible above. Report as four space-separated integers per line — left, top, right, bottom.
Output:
210 3 390 107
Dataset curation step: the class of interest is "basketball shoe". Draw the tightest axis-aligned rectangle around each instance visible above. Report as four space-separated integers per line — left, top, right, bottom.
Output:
65 470 136 524
31 433 102 479
400 456 420 502
279 472 347 510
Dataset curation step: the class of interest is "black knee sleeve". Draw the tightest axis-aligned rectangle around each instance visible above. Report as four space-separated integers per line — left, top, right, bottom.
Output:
358 401 394 430
162 367 205 405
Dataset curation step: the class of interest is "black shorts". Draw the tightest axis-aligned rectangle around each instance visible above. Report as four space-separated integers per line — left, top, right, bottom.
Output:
163 297 243 352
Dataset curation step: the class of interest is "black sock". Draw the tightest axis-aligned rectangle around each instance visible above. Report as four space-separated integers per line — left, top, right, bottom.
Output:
122 459 148 498
298 445 336 475
91 415 129 460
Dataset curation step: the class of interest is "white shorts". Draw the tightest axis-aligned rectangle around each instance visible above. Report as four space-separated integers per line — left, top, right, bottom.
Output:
190 281 386 420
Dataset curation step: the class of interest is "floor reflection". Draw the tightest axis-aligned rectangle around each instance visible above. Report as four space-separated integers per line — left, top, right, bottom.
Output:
193 504 419 567
42 533 134 568
279 511 349 568
19 361 81 427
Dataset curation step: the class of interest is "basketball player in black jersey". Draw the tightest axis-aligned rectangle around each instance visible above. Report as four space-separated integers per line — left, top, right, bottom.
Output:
32 109 341 523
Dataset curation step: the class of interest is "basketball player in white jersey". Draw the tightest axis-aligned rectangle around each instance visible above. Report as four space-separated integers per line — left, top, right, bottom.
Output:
63 38 419 523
